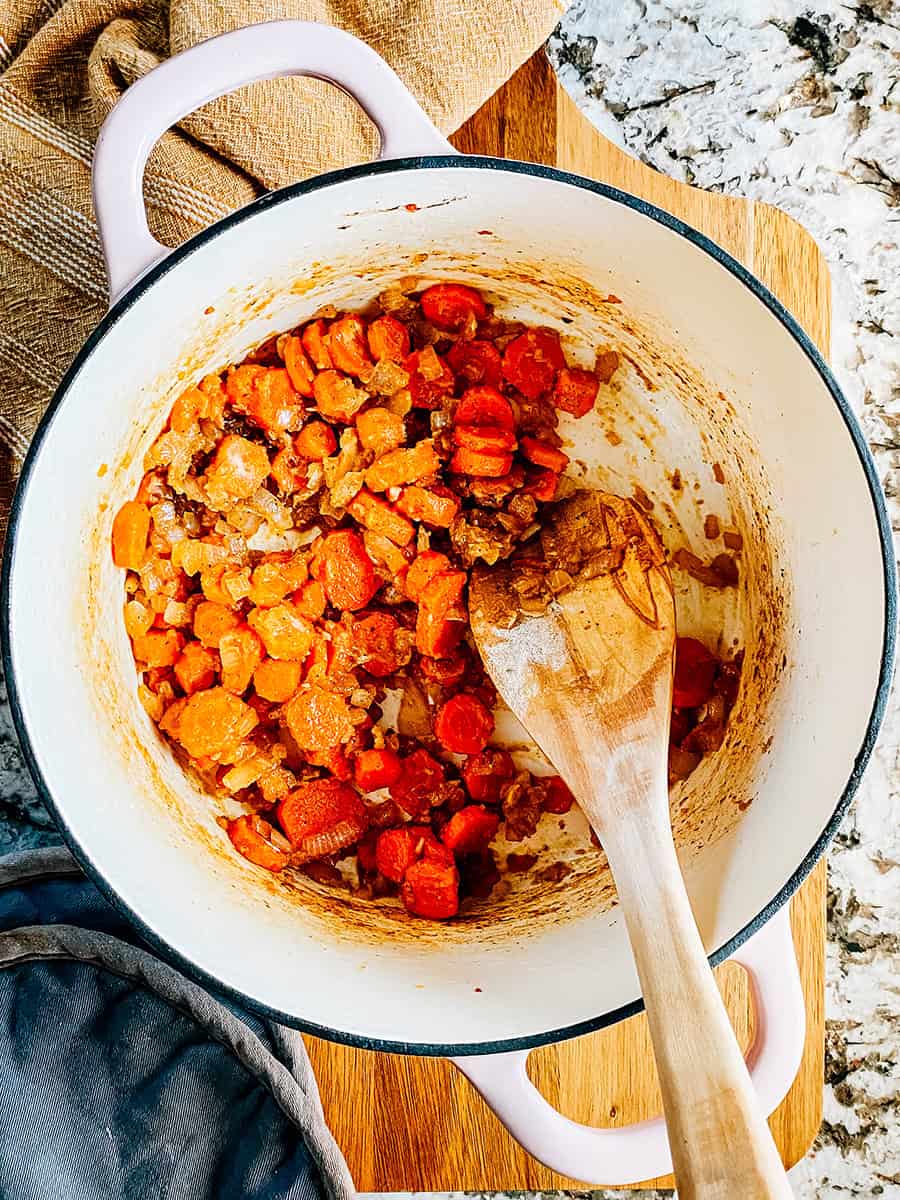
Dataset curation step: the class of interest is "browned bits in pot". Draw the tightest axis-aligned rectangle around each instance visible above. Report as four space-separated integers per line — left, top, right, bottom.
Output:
704 514 721 540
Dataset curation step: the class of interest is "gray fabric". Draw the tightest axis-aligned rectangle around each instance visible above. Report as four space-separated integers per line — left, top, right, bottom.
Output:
0 847 355 1200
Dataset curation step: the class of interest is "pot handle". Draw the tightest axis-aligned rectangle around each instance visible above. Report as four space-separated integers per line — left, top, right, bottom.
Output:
92 20 454 304
451 905 805 1186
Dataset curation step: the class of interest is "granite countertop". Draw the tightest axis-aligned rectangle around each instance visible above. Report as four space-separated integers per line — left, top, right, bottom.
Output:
547 3 898 1196
1 2 897 1197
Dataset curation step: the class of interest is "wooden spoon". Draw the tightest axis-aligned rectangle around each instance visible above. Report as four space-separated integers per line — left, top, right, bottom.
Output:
469 490 792 1200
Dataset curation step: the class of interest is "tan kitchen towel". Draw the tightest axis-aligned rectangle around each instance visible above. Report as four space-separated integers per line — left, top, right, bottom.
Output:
0 0 564 518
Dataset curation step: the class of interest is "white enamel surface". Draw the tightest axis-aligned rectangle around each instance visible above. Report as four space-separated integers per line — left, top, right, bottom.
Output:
452 906 805 1185
7 162 888 1049
92 21 453 302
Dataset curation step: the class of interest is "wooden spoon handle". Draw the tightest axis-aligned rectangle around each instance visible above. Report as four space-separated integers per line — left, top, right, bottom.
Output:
601 793 793 1200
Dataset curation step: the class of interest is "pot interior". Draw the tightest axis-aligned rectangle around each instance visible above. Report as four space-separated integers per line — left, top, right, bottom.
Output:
6 163 888 1048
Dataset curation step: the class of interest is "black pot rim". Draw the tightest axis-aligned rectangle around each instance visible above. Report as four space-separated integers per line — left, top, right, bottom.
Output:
2 155 895 1057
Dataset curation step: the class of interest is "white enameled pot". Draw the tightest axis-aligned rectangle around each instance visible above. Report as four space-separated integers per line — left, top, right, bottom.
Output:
2 22 895 1186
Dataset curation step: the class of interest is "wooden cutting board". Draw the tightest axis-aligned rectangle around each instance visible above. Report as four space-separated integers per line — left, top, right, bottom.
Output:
304 51 827 1191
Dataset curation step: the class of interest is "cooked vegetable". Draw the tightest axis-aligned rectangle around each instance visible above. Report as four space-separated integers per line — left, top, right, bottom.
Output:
420 282 488 330
502 328 565 399
284 687 355 751
115 279 739 921
553 366 599 418
434 693 495 754
319 529 378 611
441 805 499 854
673 636 717 708
542 776 575 814
447 339 502 387
295 421 337 459
389 748 445 816
354 748 402 792
367 314 411 362
253 657 303 702
247 605 315 661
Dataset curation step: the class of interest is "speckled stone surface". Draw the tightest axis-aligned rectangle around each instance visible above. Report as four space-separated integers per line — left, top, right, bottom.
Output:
1 3 897 1196
550 4 898 1197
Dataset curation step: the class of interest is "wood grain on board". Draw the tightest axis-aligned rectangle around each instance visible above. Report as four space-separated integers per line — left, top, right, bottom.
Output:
304 51 827 1191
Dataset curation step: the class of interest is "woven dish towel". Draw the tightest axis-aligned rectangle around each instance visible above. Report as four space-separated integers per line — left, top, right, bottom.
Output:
0 0 564 522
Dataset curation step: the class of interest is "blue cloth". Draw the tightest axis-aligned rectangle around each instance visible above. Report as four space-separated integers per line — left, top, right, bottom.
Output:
0 848 354 1200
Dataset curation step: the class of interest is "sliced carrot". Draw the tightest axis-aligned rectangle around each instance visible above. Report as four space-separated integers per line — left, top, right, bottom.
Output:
327 315 372 377
433 693 494 754
519 435 569 472
282 335 315 397
219 626 264 694
304 745 353 781
454 385 515 433
367 314 411 362
446 339 503 387
313 370 367 422
227 365 299 435
502 329 565 399
293 579 327 620
132 628 183 668
283 687 355 750
543 776 576 814
673 637 717 708
405 550 451 602
205 435 270 500
253 657 303 703
553 366 598 418
276 778 367 860
301 319 333 370
441 805 500 854
174 641 219 695
227 814 291 872
365 441 439 492
395 485 459 528
356 406 405 456
354 748 403 792
404 349 455 409
270 448 307 494
173 687 258 759
415 570 467 657
464 465 526 504
320 529 378 611
249 553 308 608
247 604 315 661
169 386 204 433
375 827 422 882
197 373 227 425
294 420 337 459
523 467 560 502
401 858 459 918
461 749 515 804
389 748 446 817
454 426 516 453
352 612 409 677
420 283 487 330
193 601 241 649
112 501 151 570
347 489 415 547
449 445 513 478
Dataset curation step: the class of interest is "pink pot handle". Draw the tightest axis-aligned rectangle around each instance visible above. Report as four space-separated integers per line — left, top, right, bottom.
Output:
452 906 805 1186
92 19 454 304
